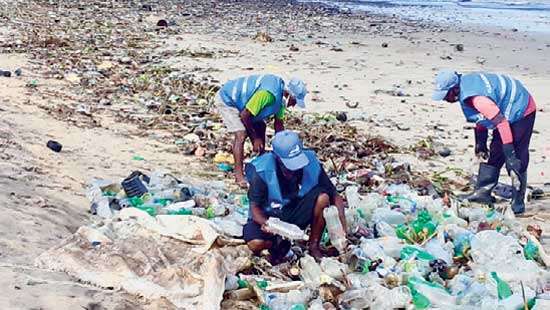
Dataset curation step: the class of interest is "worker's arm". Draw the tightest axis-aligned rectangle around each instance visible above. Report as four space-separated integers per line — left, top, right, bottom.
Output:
248 166 269 226
239 108 258 139
318 167 348 235
471 96 521 178
273 105 285 132
274 118 284 132
250 202 268 226
470 96 513 144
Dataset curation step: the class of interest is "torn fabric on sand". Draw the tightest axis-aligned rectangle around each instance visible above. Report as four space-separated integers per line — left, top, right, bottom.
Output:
35 208 251 309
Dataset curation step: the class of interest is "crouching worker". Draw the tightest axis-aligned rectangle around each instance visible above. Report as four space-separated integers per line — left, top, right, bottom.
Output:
432 70 536 214
243 130 347 263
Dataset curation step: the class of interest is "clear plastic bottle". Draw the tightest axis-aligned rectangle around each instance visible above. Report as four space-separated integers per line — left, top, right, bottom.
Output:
163 200 196 212
265 217 308 241
95 197 113 218
224 275 240 291
345 186 362 209
323 205 347 252
300 255 323 286
372 207 406 226
212 218 243 237
152 188 181 201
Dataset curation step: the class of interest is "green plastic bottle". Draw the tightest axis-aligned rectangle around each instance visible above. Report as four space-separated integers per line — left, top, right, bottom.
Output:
168 208 193 215
490 272 512 300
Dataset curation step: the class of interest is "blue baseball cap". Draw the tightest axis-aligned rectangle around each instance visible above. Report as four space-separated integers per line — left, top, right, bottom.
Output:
287 78 307 108
432 70 460 100
272 130 309 171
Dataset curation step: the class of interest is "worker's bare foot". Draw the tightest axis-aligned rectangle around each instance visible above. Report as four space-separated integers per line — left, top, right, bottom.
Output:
234 174 248 188
309 244 323 261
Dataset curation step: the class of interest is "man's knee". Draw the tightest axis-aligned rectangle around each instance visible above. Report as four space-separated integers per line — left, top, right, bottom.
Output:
316 193 330 207
246 239 272 254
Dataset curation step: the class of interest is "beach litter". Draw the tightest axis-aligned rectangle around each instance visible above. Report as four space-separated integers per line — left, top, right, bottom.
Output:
34 163 550 309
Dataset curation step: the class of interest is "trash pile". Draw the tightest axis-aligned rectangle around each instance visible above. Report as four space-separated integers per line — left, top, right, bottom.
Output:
35 168 550 309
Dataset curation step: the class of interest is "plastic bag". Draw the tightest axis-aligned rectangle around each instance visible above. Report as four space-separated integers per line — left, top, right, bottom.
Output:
408 276 456 309
396 210 438 244
470 230 546 289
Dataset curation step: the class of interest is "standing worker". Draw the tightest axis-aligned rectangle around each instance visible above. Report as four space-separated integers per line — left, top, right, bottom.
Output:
243 130 347 262
432 70 537 214
216 74 307 187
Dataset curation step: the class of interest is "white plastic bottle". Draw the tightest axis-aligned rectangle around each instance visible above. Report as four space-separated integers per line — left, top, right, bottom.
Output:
265 217 308 241
323 205 347 252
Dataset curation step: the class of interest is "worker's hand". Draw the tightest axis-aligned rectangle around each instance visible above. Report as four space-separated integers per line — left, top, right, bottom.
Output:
253 138 265 154
260 223 272 234
503 144 522 189
474 127 489 160
474 143 489 160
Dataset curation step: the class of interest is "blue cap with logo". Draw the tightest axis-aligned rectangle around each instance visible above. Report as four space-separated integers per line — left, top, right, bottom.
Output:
288 78 307 108
432 70 460 100
272 130 309 171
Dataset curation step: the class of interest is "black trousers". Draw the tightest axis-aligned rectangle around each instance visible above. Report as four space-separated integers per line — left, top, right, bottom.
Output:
488 112 536 173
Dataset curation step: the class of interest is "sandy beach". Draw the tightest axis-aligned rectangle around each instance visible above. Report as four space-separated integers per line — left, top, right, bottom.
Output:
1 0 549 308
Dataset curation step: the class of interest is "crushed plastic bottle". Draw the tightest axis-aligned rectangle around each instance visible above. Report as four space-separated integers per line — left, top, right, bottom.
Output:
212 218 243 237
225 275 240 291
300 255 324 287
320 257 348 280
323 205 347 252
163 200 195 213
372 207 406 226
375 221 397 237
424 238 453 265
95 197 113 218
265 217 308 241
265 289 312 310
408 276 456 309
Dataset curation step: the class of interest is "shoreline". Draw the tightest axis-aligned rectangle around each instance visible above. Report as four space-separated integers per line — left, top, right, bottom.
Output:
298 0 550 35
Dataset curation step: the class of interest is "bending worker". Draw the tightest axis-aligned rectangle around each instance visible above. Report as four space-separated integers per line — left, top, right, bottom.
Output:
216 74 307 187
243 130 347 263
432 70 536 214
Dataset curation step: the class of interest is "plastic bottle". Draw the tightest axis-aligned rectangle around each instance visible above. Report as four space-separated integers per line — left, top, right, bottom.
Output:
323 205 347 252
95 197 113 218
152 188 181 201
163 200 196 212
300 255 323 286
424 238 453 265
345 186 362 209
212 218 243 237
375 221 397 237
265 290 311 310
265 217 308 241
372 207 406 226
225 275 240 291
320 257 348 280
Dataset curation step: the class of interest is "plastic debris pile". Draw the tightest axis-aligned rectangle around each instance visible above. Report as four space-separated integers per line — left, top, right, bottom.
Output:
50 169 549 309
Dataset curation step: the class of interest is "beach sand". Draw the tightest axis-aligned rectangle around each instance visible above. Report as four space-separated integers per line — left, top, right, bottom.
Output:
0 0 549 308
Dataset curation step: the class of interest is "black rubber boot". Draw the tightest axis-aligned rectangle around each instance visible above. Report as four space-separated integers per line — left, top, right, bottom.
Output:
460 163 500 204
511 172 527 215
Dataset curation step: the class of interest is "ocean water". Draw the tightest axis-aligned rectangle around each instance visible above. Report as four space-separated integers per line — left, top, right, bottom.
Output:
299 0 550 33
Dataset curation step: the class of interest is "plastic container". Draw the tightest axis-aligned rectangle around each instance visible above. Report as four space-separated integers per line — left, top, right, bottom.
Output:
121 171 148 198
